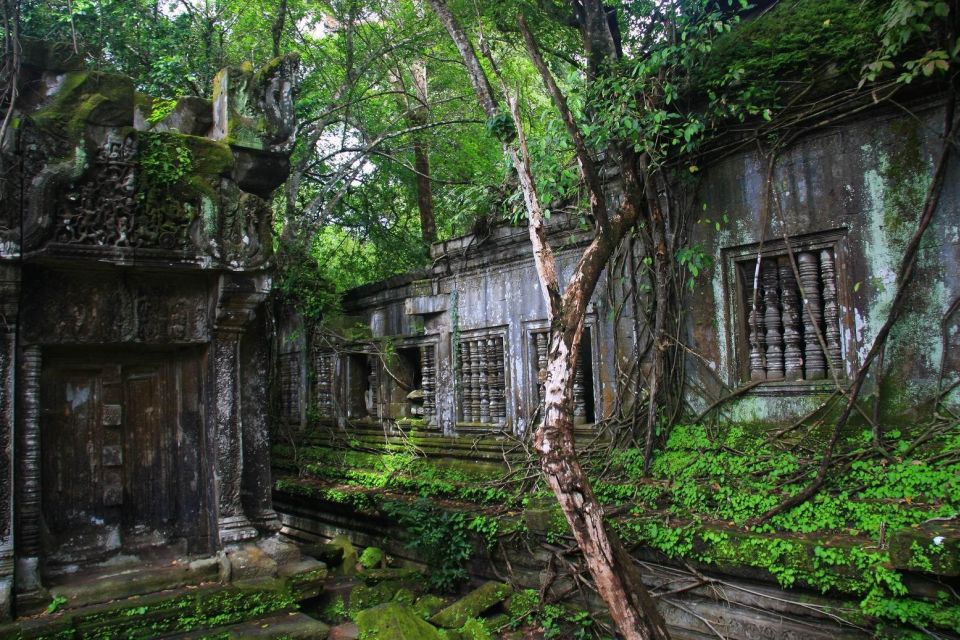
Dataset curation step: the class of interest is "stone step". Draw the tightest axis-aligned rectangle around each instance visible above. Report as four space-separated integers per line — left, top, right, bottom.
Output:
168 611 330 639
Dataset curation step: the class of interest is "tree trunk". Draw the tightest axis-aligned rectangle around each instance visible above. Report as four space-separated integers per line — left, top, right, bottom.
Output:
425 2 672 636
536 329 671 640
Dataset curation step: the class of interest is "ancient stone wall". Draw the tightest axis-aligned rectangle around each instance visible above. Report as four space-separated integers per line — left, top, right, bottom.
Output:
280 96 958 437
0 41 297 619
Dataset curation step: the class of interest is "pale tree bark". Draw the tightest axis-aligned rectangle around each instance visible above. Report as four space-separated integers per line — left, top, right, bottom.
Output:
426 1 671 638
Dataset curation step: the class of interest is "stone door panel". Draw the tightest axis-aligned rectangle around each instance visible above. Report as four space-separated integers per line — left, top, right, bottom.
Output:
39 353 207 565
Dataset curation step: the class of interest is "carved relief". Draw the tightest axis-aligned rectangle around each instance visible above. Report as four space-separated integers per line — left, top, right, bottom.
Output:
54 133 192 251
21 272 209 345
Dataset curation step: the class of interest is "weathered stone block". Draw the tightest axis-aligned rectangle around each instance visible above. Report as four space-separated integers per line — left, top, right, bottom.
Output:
355 602 443 640
429 581 511 629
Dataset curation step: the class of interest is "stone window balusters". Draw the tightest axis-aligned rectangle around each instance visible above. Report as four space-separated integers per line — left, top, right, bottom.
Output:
313 352 334 417
278 352 301 422
821 249 844 374
458 336 506 425
420 344 436 424
743 247 843 382
798 252 827 380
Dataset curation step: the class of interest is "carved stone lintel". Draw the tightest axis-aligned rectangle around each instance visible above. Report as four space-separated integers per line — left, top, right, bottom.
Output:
762 261 784 380
16 346 41 592
820 249 843 375
779 258 803 381
798 252 826 380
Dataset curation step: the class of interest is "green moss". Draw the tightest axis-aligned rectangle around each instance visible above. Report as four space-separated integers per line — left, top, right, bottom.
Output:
32 72 133 136
703 0 885 93
355 602 443 640
359 547 384 570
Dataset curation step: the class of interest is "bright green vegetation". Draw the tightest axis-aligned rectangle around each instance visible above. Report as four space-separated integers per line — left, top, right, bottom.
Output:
274 419 960 636
2 580 302 640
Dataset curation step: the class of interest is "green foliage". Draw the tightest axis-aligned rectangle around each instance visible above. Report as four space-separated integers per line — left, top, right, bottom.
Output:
381 499 473 592
47 594 68 614
862 0 957 85
607 422 960 634
359 547 384 570
138 132 193 187
485 113 517 143
273 243 340 323
147 98 178 125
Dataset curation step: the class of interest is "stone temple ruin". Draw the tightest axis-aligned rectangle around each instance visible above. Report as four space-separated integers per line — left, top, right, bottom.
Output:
0 40 958 640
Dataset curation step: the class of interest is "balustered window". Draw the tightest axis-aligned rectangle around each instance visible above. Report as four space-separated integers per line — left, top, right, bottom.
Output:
456 333 507 426
278 351 301 422
343 353 375 419
531 327 596 424
735 246 845 383
392 344 438 425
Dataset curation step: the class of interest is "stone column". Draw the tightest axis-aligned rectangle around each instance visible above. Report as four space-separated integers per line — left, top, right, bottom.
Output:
212 275 269 546
0 268 19 618
240 312 280 533
16 345 42 594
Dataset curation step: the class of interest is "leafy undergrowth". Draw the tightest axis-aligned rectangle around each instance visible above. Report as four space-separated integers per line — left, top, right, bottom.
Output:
601 423 960 636
274 421 960 637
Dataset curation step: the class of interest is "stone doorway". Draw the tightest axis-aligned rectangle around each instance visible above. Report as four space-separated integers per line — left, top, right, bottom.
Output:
39 351 209 568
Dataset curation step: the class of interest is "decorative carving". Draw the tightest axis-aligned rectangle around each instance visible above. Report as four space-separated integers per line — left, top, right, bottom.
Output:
534 331 548 408
212 331 257 544
779 258 803 381
459 336 506 425
762 261 784 380
741 247 846 383
366 355 380 418
820 249 843 374
798 252 826 380
17 347 42 559
22 272 210 345
460 341 473 422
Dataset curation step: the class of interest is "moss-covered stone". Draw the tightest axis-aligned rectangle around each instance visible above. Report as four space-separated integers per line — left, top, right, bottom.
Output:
358 547 383 570
429 582 511 629
32 72 134 136
354 602 442 640
412 594 447 620
329 535 359 576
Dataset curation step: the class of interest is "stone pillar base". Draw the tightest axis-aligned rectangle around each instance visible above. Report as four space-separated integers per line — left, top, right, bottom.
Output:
0 576 11 622
218 515 258 545
251 508 282 533
15 556 41 594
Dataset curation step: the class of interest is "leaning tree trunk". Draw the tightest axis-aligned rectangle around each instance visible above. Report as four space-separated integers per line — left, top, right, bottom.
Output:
537 327 672 640
425 1 673 637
